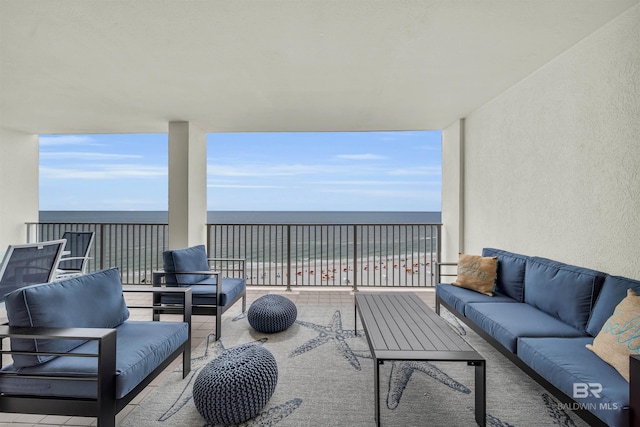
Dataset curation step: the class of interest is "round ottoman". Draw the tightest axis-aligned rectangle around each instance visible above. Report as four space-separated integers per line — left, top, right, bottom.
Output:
248 294 297 333
193 344 278 425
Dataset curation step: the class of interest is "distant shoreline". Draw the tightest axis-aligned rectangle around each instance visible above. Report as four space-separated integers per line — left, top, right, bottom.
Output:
39 210 442 225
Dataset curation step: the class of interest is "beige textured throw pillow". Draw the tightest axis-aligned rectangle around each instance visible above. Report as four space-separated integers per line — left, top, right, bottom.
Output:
452 253 498 296
587 288 640 382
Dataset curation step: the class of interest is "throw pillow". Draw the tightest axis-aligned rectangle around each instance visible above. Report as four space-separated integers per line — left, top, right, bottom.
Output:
452 253 498 296
586 288 640 381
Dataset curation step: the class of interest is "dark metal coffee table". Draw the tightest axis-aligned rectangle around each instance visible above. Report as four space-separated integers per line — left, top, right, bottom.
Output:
355 292 486 426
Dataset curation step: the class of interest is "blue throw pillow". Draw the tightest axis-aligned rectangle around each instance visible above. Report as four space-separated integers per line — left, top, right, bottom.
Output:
164 245 212 285
4 268 130 368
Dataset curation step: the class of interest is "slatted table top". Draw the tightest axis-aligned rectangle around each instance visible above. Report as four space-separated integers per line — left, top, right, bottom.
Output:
355 292 483 362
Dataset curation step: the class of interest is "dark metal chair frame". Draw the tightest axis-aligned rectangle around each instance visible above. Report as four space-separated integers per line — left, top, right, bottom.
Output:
0 287 192 427
152 257 247 340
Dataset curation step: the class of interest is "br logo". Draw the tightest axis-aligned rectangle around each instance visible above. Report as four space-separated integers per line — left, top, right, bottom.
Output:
573 383 602 398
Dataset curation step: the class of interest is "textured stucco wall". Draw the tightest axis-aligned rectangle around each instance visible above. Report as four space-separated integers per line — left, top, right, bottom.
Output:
462 4 640 278
0 128 39 250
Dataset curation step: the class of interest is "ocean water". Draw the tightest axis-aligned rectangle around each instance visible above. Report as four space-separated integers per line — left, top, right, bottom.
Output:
39 211 441 224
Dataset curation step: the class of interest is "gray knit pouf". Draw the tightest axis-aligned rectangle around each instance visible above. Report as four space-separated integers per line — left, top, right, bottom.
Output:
193 344 278 425
248 294 297 333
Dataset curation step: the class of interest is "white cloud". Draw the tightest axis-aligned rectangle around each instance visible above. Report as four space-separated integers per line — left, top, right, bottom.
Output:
318 188 433 199
207 184 284 189
335 154 386 160
208 163 333 177
40 135 100 146
310 180 414 186
40 165 167 180
387 166 441 176
41 152 142 160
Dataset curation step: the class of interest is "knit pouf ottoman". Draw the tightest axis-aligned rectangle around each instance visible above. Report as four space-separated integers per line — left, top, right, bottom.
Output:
193 343 278 425
248 294 297 333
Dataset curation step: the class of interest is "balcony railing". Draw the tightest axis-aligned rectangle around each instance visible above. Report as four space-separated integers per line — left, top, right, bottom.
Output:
27 222 441 289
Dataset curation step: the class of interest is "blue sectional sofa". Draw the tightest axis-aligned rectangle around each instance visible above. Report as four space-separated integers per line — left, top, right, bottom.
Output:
0 268 192 427
435 248 640 427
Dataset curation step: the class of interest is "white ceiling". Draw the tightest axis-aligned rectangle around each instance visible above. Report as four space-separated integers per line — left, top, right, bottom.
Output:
1 0 637 135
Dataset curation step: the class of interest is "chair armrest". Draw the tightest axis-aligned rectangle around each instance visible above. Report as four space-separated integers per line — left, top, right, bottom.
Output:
435 262 458 284
207 258 246 278
151 270 221 285
151 270 222 309
0 325 115 341
0 325 117 400
58 256 93 262
122 285 192 326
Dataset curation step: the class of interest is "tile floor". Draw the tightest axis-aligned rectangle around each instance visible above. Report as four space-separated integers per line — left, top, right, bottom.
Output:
0 287 435 426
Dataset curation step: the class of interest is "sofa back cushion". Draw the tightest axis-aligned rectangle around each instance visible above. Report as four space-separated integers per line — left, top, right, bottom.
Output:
163 245 211 286
4 268 130 368
524 257 605 333
482 248 528 302
586 274 640 337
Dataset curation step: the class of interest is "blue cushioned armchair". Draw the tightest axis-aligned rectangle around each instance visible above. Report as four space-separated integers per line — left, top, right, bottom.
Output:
152 245 247 340
0 268 192 427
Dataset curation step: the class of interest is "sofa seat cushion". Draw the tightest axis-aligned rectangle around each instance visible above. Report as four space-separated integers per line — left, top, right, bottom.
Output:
524 257 605 333
436 283 518 315
465 302 586 353
161 277 246 307
4 268 130 368
0 321 188 400
587 274 640 337
518 337 628 427
482 248 528 302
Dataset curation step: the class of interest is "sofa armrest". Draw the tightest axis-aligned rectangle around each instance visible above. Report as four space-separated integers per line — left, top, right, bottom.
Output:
435 262 458 284
631 354 640 427
0 325 117 402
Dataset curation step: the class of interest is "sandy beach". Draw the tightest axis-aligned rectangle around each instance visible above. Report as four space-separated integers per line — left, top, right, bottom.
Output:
241 252 436 288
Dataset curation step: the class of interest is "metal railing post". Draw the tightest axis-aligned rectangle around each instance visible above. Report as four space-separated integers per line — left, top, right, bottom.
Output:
99 223 105 270
352 225 358 292
435 224 442 287
286 225 292 292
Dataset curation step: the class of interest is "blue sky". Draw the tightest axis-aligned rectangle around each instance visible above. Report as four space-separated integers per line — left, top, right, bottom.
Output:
39 131 442 211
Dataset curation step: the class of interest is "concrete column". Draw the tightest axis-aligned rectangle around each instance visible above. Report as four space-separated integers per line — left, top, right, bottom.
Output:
168 121 207 249
0 128 39 250
441 118 465 262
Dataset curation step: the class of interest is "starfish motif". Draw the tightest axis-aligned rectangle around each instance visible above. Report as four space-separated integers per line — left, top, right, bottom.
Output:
542 393 579 427
203 398 304 427
386 360 470 409
290 310 369 370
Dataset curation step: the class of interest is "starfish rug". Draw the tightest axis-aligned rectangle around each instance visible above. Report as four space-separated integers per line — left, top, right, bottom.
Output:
121 304 590 427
